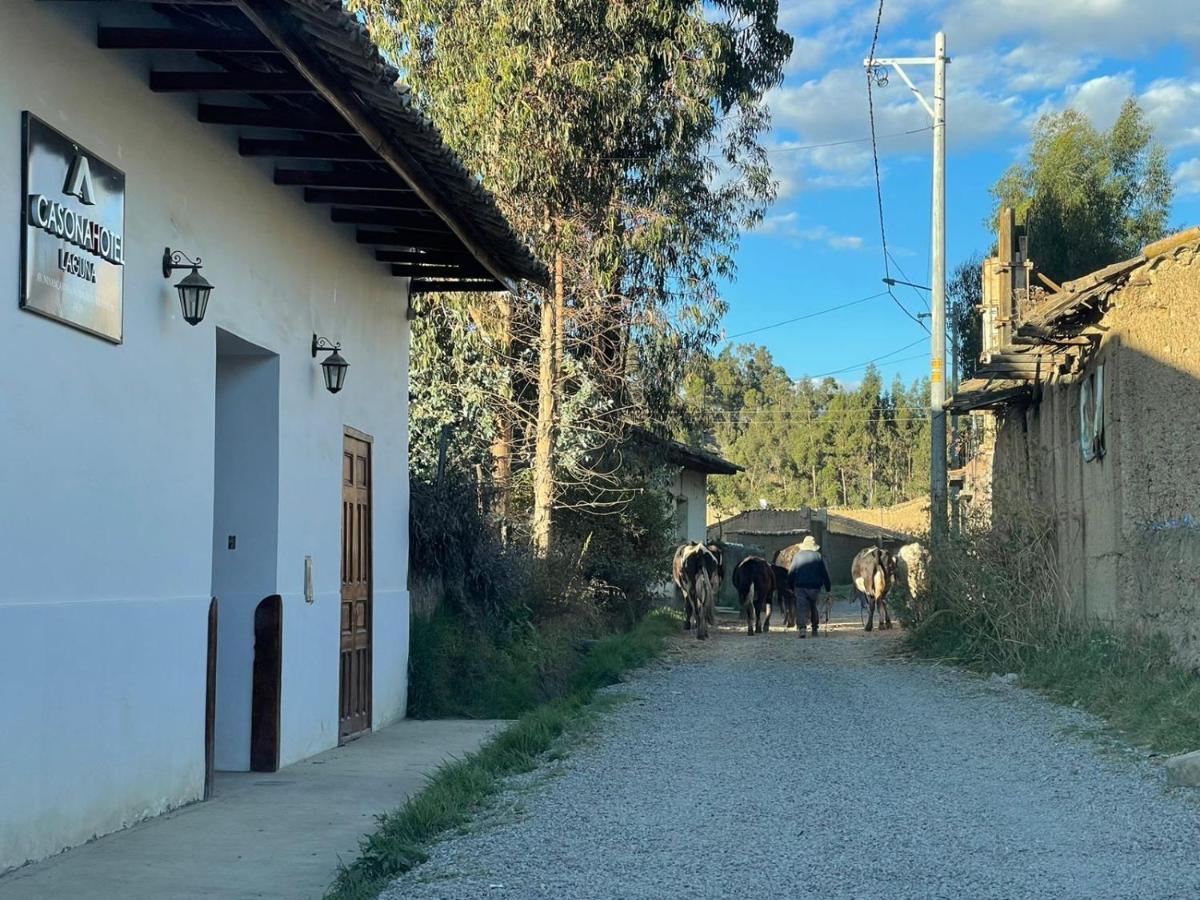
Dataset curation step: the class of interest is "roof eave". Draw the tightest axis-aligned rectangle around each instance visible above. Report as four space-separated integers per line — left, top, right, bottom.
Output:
236 0 545 292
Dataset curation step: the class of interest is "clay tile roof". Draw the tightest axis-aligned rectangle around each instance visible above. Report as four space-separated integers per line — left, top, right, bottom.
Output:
251 0 547 286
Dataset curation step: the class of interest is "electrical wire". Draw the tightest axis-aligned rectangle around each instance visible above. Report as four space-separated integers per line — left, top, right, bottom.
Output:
724 290 889 339
865 0 929 335
599 125 933 163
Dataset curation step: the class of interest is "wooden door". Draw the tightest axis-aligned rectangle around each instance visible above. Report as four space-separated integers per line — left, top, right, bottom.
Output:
339 431 372 741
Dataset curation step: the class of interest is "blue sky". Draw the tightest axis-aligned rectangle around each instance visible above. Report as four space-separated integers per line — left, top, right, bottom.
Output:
718 0 1200 387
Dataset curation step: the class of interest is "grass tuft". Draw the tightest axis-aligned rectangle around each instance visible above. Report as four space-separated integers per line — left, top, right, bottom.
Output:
909 511 1200 757
325 610 677 900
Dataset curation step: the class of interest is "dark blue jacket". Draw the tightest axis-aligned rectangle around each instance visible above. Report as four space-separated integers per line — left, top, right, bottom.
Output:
788 549 831 592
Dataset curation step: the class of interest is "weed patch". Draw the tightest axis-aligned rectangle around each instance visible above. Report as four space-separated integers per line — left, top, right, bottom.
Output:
910 513 1200 756
326 611 676 900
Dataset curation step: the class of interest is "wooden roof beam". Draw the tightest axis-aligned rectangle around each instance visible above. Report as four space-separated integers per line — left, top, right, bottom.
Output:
239 137 376 160
411 279 505 293
99 27 275 52
391 264 488 278
374 249 478 265
304 189 427 208
273 168 412 190
330 208 450 229
198 103 353 134
150 71 315 93
356 230 467 252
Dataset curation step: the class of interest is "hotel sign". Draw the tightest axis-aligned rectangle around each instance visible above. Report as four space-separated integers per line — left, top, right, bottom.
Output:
21 113 125 342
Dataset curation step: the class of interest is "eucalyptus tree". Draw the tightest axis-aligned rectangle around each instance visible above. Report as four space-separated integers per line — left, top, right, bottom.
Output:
353 0 790 554
990 99 1172 284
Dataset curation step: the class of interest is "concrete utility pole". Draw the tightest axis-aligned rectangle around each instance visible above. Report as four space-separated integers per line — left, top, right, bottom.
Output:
865 31 949 545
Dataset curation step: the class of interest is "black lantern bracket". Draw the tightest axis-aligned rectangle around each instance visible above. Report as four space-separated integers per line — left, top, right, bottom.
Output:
312 333 349 394
163 247 203 278
311 334 341 358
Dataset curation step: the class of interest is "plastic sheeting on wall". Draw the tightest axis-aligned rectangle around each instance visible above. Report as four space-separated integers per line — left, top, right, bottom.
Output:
1080 364 1105 462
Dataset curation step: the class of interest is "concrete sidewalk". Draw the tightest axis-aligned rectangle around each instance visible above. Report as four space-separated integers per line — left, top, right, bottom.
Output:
0 719 508 900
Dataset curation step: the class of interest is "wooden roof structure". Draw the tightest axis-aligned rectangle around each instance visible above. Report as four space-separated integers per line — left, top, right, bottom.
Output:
628 427 742 476
947 226 1200 414
87 0 547 292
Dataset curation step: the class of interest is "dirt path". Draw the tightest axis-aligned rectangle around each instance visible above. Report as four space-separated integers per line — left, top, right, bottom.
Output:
383 611 1200 899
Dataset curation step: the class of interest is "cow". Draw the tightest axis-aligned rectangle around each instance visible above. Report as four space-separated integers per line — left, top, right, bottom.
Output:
851 546 896 632
673 542 719 640
705 543 724 625
733 556 775 635
770 563 797 629
895 542 931 621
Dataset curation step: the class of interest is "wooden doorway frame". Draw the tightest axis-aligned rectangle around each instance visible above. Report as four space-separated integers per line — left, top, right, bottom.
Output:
339 427 373 743
204 597 219 799
250 595 283 772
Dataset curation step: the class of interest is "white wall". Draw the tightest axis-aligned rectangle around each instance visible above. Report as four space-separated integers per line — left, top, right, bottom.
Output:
0 1 410 870
680 469 709 544
212 342 280 771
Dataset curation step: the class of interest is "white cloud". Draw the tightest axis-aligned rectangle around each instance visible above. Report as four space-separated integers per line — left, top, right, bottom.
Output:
1024 73 1200 151
1140 78 1200 149
1065 72 1136 131
1175 158 1200 196
754 213 864 250
1000 43 1098 93
944 0 1200 56
755 211 799 235
799 226 865 250
766 66 1020 189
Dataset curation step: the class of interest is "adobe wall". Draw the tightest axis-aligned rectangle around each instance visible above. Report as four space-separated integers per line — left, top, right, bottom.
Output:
991 244 1200 665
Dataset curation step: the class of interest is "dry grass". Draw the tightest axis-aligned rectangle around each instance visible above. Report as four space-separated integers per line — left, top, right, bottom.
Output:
909 509 1200 756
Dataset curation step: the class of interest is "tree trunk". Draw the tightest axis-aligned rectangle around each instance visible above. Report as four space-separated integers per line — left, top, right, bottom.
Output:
531 250 563 556
490 295 514 544
839 467 848 506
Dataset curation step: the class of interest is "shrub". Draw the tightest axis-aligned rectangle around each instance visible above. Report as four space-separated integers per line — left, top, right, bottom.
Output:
909 509 1200 755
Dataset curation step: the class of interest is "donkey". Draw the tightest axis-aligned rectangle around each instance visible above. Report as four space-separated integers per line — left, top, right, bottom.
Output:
733 556 775 635
851 546 896 632
673 542 719 640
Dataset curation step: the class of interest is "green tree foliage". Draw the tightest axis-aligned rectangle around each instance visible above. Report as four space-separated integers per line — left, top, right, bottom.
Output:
948 255 983 381
353 0 791 550
682 345 930 515
990 99 1172 283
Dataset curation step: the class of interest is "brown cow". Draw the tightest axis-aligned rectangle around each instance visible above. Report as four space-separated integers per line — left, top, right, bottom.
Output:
673 542 719 640
733 556 775 635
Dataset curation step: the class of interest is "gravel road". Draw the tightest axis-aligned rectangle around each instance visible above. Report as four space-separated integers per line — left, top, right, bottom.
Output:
382 610 1200 899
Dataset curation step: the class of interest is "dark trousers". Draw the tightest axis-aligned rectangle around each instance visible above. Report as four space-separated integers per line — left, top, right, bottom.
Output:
798 587 821 633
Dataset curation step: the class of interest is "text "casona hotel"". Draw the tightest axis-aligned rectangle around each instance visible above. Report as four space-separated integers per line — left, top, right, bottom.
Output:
27 191 124 281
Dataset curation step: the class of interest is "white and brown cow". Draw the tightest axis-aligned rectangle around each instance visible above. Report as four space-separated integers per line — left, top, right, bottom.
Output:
673 542 719 640
851 546 896 632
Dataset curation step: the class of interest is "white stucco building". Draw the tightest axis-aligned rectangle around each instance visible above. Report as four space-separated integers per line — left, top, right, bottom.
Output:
0 0 542 873
629 428 741 544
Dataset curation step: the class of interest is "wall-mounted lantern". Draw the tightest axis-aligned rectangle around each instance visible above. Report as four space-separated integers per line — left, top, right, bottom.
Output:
162 247 213 326
311 333 349 394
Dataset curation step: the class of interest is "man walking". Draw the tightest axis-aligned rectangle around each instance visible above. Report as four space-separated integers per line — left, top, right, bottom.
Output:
787 535 831 637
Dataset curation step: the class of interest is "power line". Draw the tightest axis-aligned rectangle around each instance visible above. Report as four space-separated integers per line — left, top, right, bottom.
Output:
865 0 929 335
886 249 932 312
599 124 932 163
811 349 927 379
724 290 888 339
